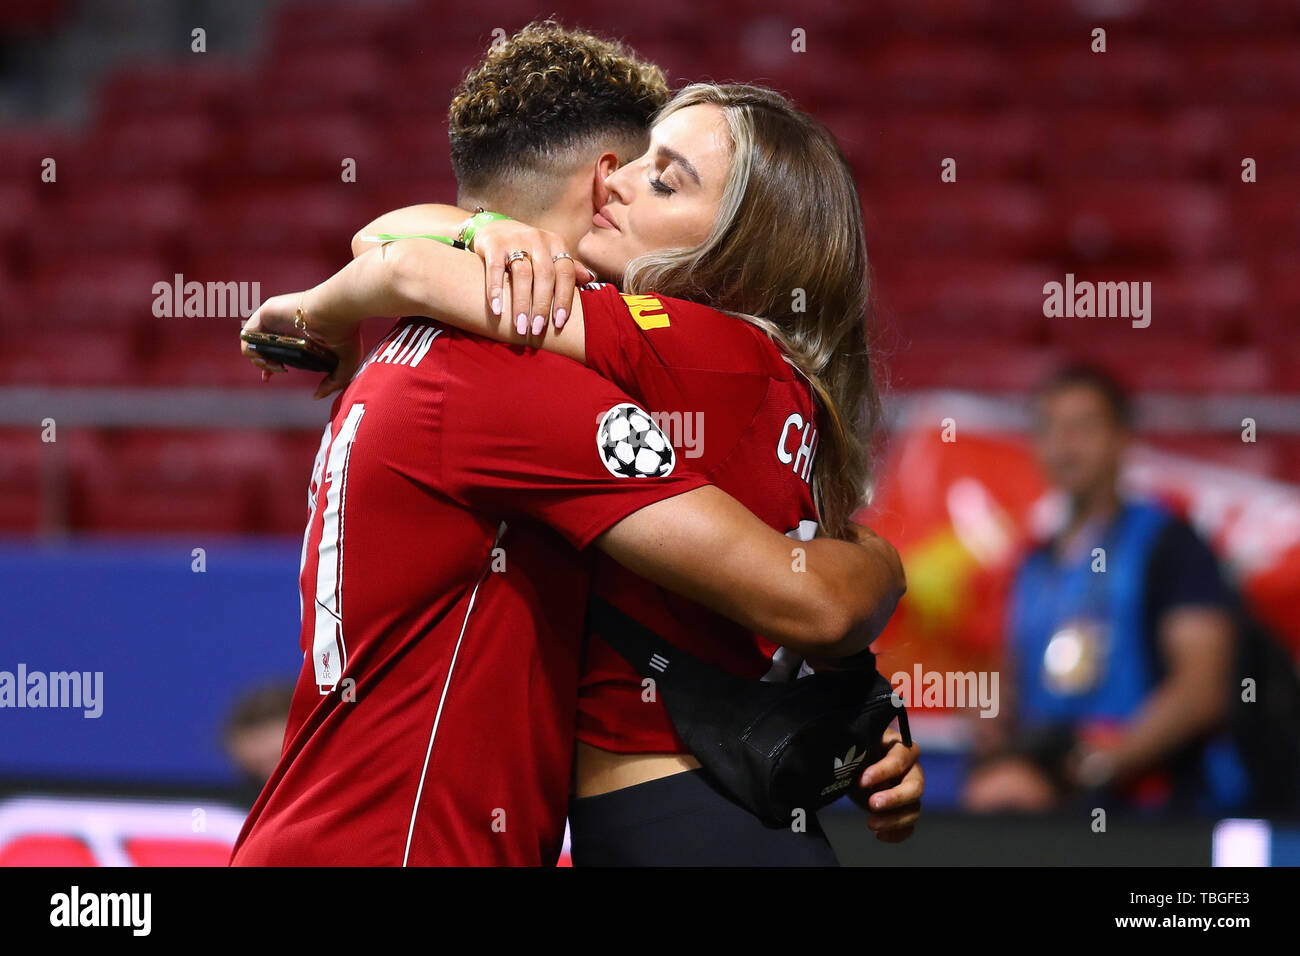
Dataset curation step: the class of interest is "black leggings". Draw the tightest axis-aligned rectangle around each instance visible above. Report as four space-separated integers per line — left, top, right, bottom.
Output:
569 769 840 867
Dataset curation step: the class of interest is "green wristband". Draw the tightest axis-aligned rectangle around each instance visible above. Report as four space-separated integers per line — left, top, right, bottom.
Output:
363 232 457 245
458 210 511 251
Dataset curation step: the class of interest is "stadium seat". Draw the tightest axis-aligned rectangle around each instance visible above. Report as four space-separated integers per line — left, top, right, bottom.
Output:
3 326 140 386
847 111 1040 181
221 112 381 184
865 185 1052 257
0 126 69 183
0 429 46 533
884 342 1061 392
1042 111 1228 183
0 181 39 255
26 183 193 266
1056 343 1270 393
875 261 1056 344
179 251 343 302
1180 43 1300 105
362 115 457 193
1019 44 1180 110
859 43 1012 111
250 48 391 117
268 0 421 55
185 186 364 260
1229 178 1300 255
1230 110 1300 175
96 60 254 120
86 113 218 182
1045 266 1255 345
139 321 265 388
28 252 170 328
70 431 268 534
1053 182 1231 263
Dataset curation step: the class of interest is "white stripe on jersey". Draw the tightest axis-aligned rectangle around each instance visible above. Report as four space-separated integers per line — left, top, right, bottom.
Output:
311 402 366 691
402 522 508 866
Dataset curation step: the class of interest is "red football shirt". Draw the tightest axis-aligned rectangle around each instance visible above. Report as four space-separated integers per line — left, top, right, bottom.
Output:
230 319 707 866
575 284 822 754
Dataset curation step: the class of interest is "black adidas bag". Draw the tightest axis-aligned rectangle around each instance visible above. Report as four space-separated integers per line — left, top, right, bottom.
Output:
588 596 911 828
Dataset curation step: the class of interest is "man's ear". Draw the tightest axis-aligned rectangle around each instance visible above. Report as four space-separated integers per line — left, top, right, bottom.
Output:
590 151 621 211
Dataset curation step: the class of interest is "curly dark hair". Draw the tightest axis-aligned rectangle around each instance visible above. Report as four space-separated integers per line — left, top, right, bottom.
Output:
448 20 669 192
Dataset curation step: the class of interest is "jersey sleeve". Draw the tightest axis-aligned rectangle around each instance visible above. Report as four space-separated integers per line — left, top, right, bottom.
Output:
579 283 785 389
440 336 710 550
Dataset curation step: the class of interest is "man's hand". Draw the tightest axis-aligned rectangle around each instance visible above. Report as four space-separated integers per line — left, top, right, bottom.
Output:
851 728 923 843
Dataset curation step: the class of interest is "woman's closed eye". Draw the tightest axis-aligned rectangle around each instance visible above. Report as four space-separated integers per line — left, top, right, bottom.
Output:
649 176 675 196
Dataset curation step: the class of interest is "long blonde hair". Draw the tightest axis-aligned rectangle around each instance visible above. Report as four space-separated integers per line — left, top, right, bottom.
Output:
623 83 879 539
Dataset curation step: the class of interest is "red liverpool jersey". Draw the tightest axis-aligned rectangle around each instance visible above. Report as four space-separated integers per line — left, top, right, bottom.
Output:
575 284 822 754
230 319 707 866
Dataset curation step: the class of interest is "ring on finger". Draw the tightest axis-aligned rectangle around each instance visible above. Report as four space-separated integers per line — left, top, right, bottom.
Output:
552 252 573 263
506 250 531 265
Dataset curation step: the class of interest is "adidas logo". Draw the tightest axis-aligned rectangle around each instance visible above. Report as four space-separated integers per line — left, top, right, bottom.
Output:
832 745 868 780
648 653 669 673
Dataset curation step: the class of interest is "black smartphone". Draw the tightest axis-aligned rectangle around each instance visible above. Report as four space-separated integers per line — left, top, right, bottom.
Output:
240 330 339 374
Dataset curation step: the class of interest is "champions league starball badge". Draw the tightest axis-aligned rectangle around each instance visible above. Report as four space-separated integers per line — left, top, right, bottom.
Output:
1042 619 1109 695
596 403 676 478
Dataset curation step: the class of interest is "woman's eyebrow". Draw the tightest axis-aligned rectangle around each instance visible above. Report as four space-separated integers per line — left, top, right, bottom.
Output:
657 145 701 185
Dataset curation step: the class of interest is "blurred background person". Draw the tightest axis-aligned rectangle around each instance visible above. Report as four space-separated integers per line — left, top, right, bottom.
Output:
963 365 1280 816
221 682 295 808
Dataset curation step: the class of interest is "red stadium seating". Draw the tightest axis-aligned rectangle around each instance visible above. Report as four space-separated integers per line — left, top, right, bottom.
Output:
841 111 1040 181
1043 111 1228 183
1055 342 1271 393
0 126 69 182
185 186 364 260
221 112 381 184
866 185 1052 258
0 429 45 533
1019 44 1181 110
250 49 391 117
875 261 1056 344
1180 43 1300 104
70 431 266 534
97 60 254 120
0 0 1295 539
1053 182 1231 263
1045 266 1254 346
884 342 1062 393
3 326 140 386
28 252 169 328
86 113 218 182
27 183 193 266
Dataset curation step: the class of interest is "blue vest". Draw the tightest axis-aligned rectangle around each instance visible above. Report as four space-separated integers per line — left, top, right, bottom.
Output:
1011 501 1167 724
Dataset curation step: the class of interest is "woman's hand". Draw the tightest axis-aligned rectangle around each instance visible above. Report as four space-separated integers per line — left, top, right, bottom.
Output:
472 220 594 335
240 289 362 400
852 729 923 842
